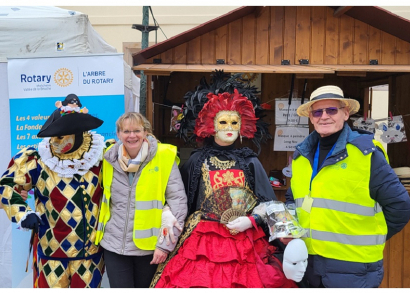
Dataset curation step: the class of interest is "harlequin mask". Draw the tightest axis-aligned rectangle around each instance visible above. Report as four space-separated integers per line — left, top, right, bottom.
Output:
50 135 75 154
214 110 241 144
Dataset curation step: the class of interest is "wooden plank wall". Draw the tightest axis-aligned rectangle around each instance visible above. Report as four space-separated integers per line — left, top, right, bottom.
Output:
151 70 410 288
150 6 410 66
152 70 395 177
367 74 410 289
388 74 410 169
381 214 410 288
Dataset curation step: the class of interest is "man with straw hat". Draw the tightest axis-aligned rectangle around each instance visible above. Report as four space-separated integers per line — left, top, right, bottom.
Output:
285 85 410 288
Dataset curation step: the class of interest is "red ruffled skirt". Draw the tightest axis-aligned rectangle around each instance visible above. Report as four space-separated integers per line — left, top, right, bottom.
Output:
155 221 297 288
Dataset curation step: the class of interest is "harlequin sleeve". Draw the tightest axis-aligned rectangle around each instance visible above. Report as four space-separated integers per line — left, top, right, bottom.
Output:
0 147 39 223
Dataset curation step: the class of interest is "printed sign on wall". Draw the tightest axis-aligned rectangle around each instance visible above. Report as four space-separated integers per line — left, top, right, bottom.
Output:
275 98 308 125
274 126 309 151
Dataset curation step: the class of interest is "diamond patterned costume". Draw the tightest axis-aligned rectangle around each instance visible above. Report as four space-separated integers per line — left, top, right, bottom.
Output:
0 132 108 288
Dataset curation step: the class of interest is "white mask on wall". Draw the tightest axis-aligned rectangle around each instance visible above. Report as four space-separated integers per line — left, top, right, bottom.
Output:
283 239 308 282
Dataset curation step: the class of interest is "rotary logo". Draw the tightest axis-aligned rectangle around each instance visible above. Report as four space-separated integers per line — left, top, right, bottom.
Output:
149 166 159 173
54 68 73 87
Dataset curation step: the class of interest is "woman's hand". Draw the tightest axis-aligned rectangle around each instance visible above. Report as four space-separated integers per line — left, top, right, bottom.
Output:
150 248 168 264
226 216 253 232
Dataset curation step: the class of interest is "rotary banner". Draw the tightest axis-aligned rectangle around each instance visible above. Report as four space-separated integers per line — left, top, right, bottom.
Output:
8 54 124 155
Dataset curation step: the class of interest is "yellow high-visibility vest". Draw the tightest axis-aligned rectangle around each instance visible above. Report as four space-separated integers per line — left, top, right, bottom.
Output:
291 140 388 263
95 143 178 250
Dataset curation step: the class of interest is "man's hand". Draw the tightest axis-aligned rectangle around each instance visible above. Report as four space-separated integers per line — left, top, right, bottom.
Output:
150 248 168 264
158 206 182 246
21 213 45 233
226 216 253 232
279 238 293 245
252 202 267 219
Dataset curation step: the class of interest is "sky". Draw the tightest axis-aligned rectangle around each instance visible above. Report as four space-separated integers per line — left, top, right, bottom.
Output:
0 0 406 7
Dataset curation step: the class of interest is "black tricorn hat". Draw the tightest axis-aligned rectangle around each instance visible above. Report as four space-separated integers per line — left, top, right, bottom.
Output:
37 95 103 138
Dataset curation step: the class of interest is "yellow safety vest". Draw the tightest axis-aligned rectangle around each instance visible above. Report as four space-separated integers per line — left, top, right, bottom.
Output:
291 140 388 263
95 143 179 250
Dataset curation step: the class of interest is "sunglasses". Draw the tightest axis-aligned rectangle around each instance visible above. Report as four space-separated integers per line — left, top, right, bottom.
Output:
311 107 345 118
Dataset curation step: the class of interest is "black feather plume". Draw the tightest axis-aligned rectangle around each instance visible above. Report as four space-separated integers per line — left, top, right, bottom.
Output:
177 70 272 153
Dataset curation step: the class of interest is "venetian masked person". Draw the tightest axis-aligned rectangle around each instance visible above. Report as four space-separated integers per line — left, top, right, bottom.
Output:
0 94 107 288
151 89 299 288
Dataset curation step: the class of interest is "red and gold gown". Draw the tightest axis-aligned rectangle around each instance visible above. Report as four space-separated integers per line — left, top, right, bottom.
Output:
152 144 297 288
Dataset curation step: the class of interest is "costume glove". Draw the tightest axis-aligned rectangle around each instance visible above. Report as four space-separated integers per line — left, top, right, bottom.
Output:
158 205 182 245
21 213 45 234
226 216 253 232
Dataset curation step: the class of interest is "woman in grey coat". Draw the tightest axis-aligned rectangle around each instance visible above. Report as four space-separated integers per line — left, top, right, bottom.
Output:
96 112 187 288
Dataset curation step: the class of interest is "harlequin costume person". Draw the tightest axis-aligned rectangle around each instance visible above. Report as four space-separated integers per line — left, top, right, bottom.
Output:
151 78 298 288
0 94 107 288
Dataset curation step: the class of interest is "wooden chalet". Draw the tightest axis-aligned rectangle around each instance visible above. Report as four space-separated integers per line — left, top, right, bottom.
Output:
133 6 410 287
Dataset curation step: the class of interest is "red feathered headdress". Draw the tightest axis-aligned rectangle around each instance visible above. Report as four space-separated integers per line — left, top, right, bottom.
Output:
194 89 258 139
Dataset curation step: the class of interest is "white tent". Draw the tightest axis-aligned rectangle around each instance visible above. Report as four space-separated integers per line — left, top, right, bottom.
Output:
0 6 140 111
0 6 139 287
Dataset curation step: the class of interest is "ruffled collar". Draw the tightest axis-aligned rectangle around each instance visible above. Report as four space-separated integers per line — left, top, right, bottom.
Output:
38 131 105 178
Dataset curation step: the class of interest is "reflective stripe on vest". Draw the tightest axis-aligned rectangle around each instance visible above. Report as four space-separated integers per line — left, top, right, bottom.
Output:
135 200 164 210
291 140 388 263
134 227 160 239
294 198 383 216
95 143 178 250
303 229 386 246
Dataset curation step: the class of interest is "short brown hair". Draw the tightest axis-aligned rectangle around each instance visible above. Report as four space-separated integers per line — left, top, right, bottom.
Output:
116 112 153 134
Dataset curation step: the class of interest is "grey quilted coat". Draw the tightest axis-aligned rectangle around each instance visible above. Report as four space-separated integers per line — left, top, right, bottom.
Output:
99 135 188 256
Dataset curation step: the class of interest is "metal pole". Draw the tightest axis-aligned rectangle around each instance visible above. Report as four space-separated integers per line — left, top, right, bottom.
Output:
139 6 149 116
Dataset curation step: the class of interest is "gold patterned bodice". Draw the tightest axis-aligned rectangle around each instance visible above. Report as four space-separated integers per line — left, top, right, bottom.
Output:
199 157 256 221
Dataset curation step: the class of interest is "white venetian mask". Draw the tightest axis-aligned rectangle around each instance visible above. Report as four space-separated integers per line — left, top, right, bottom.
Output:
283 239 308 282
214 111 241 145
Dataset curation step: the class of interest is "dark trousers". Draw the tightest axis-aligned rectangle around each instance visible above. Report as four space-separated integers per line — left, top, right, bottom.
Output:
103 249 158 288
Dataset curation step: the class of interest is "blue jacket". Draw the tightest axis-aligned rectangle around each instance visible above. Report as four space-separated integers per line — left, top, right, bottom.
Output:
285 123 410 288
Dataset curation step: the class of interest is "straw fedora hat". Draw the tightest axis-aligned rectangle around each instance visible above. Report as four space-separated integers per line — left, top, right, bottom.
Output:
297 85 360 117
